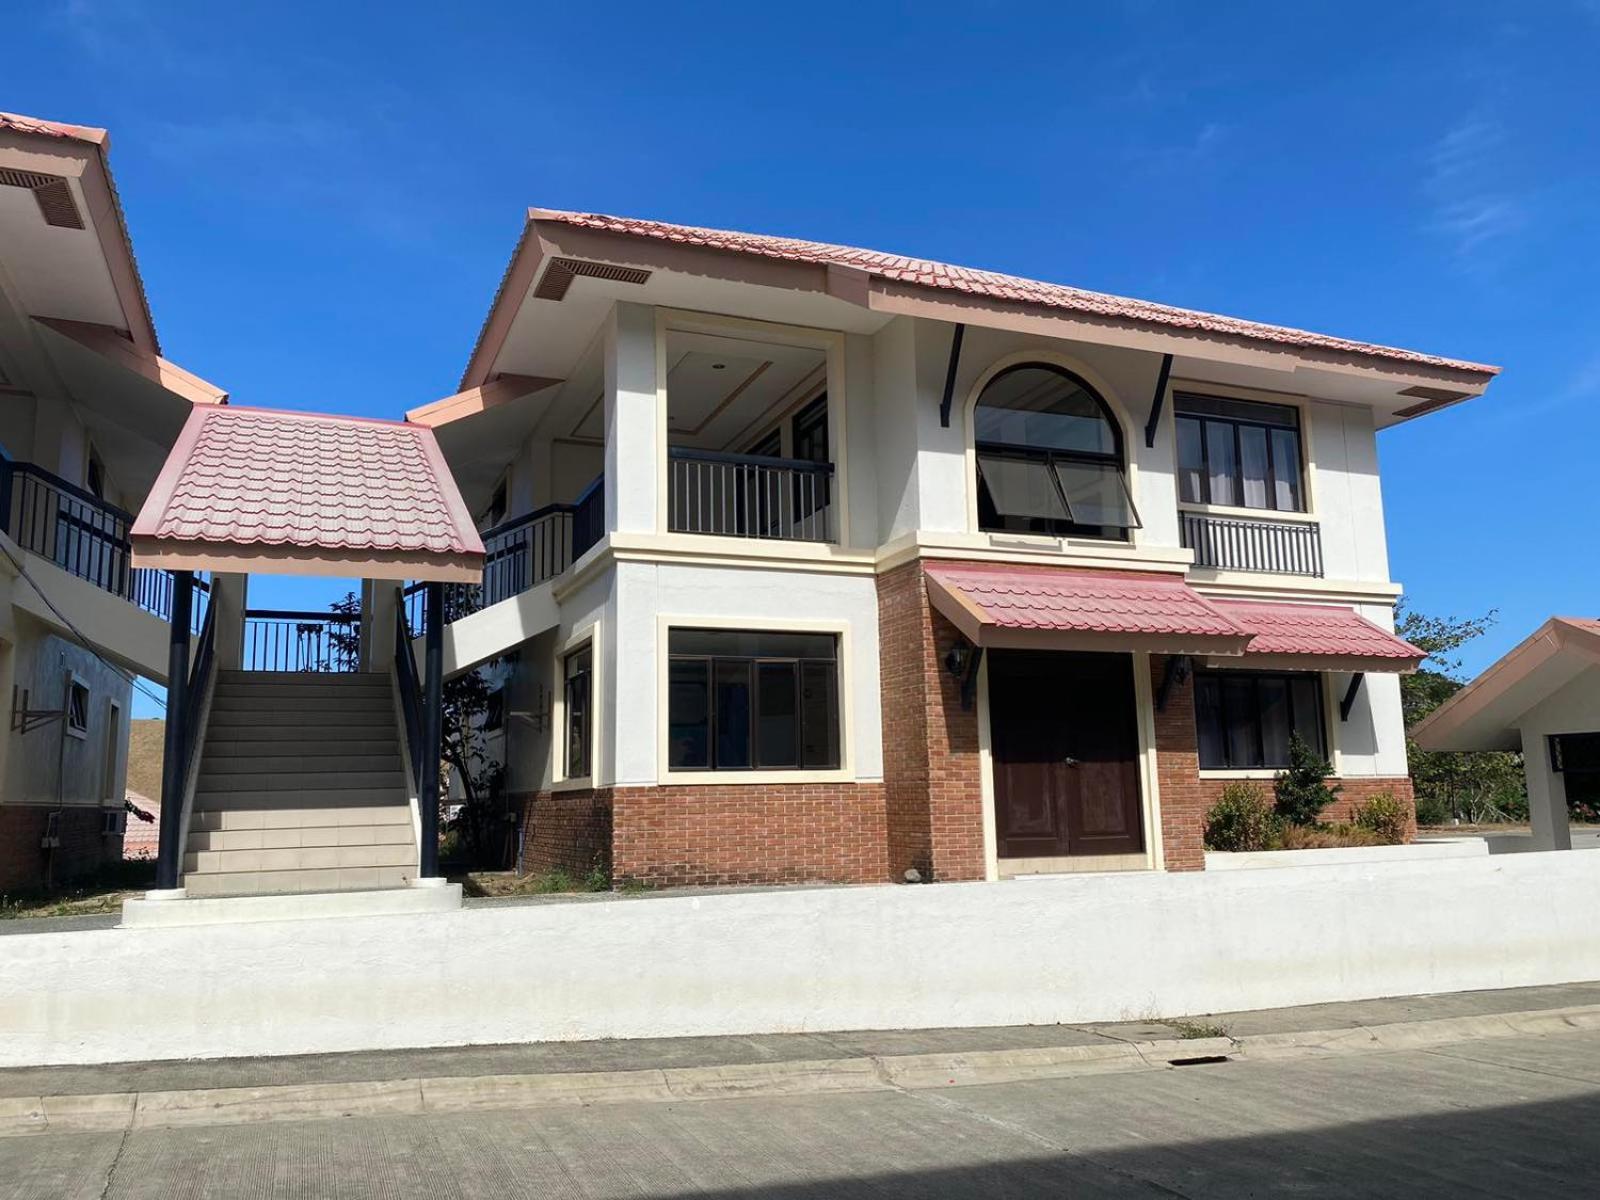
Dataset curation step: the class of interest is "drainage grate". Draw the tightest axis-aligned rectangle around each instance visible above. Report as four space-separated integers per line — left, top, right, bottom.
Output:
1168 1055 1231 1067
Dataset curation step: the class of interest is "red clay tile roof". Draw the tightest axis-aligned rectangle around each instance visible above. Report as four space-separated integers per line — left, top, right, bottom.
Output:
531 208 1499 377
1213 600 1422 664
0 111 107 145
131 406 484 569
924 562 1248 643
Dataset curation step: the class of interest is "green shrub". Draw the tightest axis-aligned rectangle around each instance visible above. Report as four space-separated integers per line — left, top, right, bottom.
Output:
1353 791 1410 844
1274 733 1342 826
1203 783 1279 852
1413 792 1452 826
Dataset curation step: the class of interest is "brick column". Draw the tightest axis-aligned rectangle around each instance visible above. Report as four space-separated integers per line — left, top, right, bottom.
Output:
1150 654 1206 871
877 560 985 882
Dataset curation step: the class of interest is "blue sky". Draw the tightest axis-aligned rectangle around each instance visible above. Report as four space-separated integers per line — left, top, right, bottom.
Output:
10 1 1599 716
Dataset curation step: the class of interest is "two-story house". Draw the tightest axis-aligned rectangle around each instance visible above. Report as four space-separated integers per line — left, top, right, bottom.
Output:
0 112 226 891
404 209 1498 889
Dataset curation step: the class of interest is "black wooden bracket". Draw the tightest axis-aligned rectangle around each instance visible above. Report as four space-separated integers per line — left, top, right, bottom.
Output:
1143 352 1174 448
1155 654 1192 712
1339 673 1366 722
938 322 966 428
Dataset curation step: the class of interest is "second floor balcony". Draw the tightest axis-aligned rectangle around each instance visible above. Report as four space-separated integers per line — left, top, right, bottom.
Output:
667 446 834 544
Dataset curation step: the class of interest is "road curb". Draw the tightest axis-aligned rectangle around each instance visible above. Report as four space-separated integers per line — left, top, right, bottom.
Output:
6 1003 1600 1137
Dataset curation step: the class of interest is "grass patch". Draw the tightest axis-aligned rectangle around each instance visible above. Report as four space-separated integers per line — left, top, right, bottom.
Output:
463 866 614 898
0 860 156 921
1170 1019 1231 1040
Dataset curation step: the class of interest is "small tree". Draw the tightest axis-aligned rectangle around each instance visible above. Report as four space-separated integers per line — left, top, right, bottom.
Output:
1274 732 1341 826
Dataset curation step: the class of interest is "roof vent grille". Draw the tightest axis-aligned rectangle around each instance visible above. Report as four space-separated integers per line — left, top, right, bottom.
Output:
0 169 85 229
533 257 652 302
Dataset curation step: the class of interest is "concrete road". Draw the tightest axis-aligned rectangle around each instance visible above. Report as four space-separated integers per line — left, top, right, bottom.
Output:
8 1028 1600 1198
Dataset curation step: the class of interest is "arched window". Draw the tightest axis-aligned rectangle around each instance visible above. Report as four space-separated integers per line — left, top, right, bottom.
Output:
973 364 1140 539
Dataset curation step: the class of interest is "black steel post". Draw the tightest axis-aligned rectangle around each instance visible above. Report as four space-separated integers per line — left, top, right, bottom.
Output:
155 571 193 891
419 580 445 878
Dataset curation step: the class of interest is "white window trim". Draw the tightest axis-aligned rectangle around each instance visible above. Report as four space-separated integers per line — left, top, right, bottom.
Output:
65 672 89 740
102 696 124 804
652 308 850 547
550 622 602 791
656 614 855 786
961 348 1143 550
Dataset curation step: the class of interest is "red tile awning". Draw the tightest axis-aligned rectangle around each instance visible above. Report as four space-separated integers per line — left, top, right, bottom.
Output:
923 563 1422 672
923 563 1253 656
1211 600 1424 673
131 406 485 582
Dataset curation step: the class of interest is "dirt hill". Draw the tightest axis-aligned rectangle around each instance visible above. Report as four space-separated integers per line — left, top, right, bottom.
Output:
127 718 165 802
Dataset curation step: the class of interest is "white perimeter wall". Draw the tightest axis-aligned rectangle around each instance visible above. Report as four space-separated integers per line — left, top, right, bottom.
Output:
5 851 1599 1067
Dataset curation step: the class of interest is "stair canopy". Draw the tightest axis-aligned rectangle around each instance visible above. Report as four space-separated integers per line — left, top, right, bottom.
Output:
128 405 485 582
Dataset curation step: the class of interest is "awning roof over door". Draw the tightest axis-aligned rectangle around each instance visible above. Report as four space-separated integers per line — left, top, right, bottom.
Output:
130 406 485 582
923 562 1421 669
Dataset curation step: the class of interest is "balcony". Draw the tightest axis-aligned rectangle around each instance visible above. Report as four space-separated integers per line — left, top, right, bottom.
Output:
667 447 834 544
0 458 208 629
406 475 603 637
1180 510 1324 577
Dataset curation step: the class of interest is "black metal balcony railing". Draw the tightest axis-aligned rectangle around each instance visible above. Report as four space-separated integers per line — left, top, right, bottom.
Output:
667 447 834 543
405 474 606 640
0 458 209 630
1181 511 1324 577
241 609 361 672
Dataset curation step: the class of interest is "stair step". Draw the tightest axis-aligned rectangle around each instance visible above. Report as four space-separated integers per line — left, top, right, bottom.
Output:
190 804 413 829
212 686 391 704
198 770 407 793
188 823 415 852
203 739 400 759
207 709 395 729
184 842 416 874
218 671 387 684
193 789 410 813
210 695 393 714
182 866 413 897
197 754 401 775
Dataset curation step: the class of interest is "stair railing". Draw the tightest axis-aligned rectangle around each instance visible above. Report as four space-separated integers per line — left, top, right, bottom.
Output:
394 603 426 793
172 596 219 881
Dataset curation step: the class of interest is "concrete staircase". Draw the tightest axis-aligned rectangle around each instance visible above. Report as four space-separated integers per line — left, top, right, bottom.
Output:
182 671 417 897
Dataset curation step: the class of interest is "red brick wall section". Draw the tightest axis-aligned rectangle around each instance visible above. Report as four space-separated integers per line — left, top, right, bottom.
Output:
876 560 985 883
0 806 121 893
1149 655 1418 859
612 783 889 889
517 789 613 879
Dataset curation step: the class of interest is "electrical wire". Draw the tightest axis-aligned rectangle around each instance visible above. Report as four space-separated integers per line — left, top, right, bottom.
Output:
0 539 172 712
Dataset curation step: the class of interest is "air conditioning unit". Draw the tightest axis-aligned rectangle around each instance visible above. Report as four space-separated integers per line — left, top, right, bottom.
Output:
102 809 127 837
40 811 60 850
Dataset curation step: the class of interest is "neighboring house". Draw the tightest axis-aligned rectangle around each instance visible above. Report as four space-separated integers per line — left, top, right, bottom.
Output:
399 208 1498 889
1414 618 1600 852
0 112 224 891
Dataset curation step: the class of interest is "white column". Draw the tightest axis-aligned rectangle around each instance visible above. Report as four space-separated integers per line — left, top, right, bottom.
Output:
603 302 659 536
211 573 248 671
362 579 399 671
1521 726 1573 851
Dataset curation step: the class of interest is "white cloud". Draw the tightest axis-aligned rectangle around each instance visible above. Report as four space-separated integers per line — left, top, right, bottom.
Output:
1421 117 1526 265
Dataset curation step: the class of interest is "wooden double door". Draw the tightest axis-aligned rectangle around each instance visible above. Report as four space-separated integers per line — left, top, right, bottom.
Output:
988 650 1145 860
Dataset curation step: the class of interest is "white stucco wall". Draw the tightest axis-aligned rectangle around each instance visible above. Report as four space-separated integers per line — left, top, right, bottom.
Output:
1515 667 1600 850
5 851 1598 1067
605 561 884 787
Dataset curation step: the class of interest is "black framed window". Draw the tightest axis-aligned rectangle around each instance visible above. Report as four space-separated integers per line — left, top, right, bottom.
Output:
1194 669 1325 769
66 679 89 737
1175 394 1304 513
668 628 840 771
974 364 1139 539
563 644 592 779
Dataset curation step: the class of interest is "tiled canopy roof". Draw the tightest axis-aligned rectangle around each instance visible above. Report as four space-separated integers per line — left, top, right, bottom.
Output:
923 562 1251 654
131 406 484 582
532 208 1499 377
1214 600 1422 666
923 562 1419 668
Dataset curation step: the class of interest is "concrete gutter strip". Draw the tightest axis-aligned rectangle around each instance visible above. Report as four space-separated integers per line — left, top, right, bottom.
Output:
6 1003 1600 1138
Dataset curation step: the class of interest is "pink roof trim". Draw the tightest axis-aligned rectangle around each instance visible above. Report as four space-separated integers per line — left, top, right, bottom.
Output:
528 208 1499 377
1210 600 1422 663
131 406 485 573
0 111 108 146
924 562 1246 640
